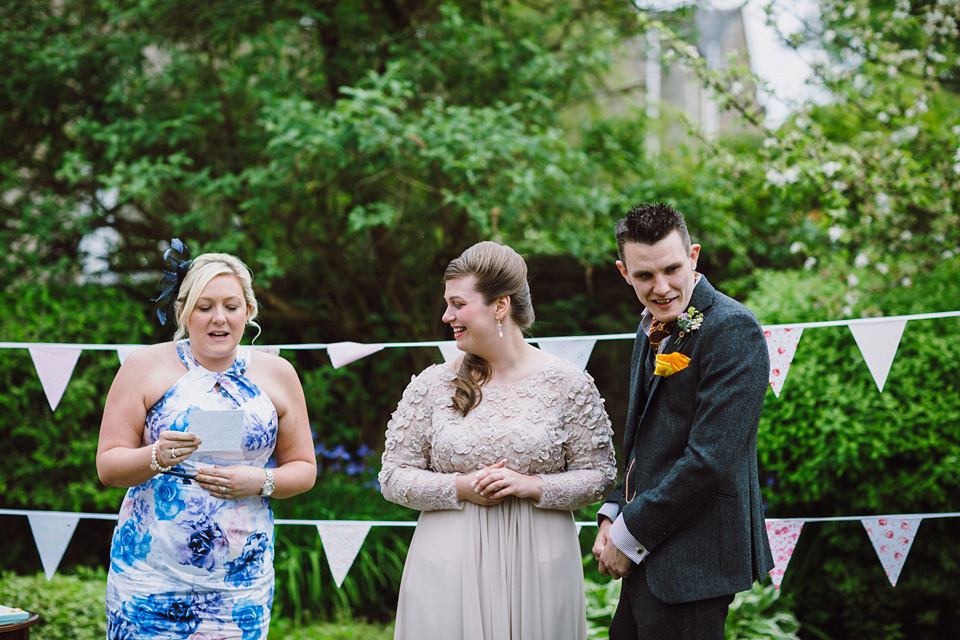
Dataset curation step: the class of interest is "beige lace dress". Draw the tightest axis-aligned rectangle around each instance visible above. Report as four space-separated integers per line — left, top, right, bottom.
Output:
379 359 617 640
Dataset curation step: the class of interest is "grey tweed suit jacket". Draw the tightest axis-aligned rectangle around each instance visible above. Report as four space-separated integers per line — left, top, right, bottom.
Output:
605 275 774 605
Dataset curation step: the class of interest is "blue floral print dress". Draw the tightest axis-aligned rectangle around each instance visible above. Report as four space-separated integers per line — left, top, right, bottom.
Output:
106 341 278 640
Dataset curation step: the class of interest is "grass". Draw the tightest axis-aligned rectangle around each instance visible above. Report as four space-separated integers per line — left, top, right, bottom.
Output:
0 569 394 640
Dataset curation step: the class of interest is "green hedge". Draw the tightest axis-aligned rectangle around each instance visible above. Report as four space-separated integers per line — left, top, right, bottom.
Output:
748 257 960 639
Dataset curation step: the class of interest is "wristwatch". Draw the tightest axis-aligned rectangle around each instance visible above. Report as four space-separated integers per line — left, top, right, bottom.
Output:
259 469 275 496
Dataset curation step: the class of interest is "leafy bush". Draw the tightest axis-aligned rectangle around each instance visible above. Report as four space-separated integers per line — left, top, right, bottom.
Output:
747 257 960 639
0 568 108 640
272 470 414 624
584 578 799 639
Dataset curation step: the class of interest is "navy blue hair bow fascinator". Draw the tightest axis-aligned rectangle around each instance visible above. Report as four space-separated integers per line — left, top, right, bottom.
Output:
152 238 193 325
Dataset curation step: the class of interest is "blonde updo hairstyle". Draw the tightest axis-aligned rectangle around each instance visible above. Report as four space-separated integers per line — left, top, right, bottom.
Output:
444 241 535 416
172 253 260 342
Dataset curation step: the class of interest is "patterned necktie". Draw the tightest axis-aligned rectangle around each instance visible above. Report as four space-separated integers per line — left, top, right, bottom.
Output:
648 319 676 355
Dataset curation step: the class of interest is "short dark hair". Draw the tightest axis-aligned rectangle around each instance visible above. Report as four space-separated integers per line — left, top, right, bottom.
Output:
615 202 691 260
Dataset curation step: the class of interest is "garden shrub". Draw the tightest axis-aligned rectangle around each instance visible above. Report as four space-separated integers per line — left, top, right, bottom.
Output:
747 257 960 639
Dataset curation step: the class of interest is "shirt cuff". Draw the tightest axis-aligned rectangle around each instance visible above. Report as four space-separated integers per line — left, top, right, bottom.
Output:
597 502 620 525
610 514 649 564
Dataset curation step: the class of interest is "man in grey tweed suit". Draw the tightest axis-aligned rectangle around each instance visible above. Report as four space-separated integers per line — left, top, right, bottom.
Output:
593 203 774 639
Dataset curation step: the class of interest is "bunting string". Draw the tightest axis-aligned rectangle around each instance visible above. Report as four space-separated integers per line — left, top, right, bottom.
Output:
3 308 960 585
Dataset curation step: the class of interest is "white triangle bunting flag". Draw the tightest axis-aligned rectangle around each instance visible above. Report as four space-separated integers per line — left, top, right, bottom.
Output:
765 519 804 589
764 327 803 398
28 346 83 411
537 339 597 371
251 345 281 357
437 341 461 363
27 513 80 581
849 319 907 392
861 516 921 587
326 342 384 369
316 523 372 587
116 345 143 365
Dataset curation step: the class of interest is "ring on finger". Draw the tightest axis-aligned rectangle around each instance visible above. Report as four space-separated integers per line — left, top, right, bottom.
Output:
172 448 178 459
220 486 227 494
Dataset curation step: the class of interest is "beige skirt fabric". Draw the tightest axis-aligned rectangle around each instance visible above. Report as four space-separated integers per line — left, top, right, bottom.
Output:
394 498 587 640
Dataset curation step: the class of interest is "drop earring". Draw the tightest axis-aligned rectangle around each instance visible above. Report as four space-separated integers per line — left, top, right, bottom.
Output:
497 315 503 338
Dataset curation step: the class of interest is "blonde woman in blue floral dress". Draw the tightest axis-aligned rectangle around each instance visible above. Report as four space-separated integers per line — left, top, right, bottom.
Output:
97 248 316 639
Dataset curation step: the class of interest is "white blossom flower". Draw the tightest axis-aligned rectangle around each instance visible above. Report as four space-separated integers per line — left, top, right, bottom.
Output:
854 253 869 268
846 274 859 288
891 125 919 144
877 262 889 275
822 161 843 178
829 226 844 242
763 137 778 149
902 277 912 287
875 192 892 216
943 250 956 260
804 256 818 270
900 230 913 241
790 241 806 254
877 111 890 123
832 180 848 192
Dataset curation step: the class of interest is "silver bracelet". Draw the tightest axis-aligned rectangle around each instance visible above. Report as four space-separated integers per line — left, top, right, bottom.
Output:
150 441 171 473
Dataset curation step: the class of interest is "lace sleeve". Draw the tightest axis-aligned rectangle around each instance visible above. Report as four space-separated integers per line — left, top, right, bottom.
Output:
537 371 617 511
378 368 461 511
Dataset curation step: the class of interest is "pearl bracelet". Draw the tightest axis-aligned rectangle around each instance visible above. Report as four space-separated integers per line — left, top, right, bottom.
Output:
150 441 171 473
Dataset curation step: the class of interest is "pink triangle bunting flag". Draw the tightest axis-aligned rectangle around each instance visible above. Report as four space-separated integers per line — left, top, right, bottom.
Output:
537 339 597 371
437 341 461 363
27 512 80 581
316 523 372 587
326 342 384 369
766 519 804 589
251 345 281 357
860 516 921 586
116 345 143 365
28 346 83 411
848 319 906 393
764 327 803 398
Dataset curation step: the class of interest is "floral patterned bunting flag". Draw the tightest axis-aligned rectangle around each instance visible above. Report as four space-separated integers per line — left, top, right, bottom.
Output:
764 327 804 398
861 517 921 586
766 519 804 589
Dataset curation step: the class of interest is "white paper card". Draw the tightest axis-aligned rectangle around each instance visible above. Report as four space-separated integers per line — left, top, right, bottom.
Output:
189 410 245 453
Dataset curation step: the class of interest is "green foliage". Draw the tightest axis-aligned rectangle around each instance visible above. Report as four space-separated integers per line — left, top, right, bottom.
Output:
0 568 108 640
0 283 153 515
584 576 622 639
271 472 414 624
269 616 393 640
748 257 960 638
584 578 799 640
725 582 801 640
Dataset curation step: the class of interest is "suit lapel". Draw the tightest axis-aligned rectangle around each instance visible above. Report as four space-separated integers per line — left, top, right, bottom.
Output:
632 276 718 435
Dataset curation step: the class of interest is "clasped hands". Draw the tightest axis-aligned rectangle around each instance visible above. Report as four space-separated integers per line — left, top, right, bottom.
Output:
456 460 543 506
592 518 635 580
154 430 265 500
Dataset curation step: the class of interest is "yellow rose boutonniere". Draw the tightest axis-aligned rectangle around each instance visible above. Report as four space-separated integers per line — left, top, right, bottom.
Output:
654 352 691 377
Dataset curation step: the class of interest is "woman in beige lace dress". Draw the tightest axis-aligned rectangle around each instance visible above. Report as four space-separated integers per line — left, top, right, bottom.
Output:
379 241 617 640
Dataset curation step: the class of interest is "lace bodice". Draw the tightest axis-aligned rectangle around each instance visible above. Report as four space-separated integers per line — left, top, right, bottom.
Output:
379 360 617 511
